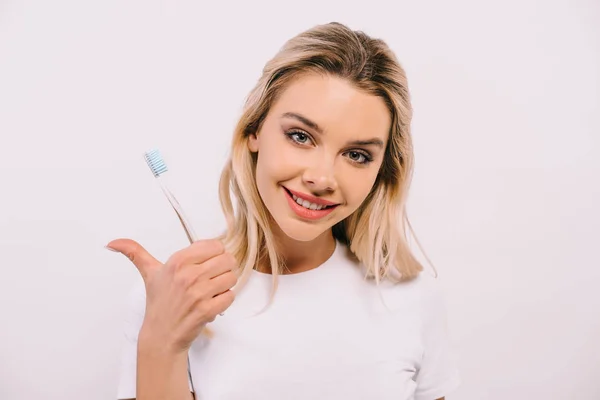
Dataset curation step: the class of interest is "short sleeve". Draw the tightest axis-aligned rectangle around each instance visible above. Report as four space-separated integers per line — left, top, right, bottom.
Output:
116 275 146 399
414 274 461 400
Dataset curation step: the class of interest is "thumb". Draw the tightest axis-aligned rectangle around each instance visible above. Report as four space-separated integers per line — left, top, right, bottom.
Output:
106 238 162 280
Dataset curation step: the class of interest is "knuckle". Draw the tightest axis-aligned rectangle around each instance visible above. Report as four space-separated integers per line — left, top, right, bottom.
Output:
226 272 238 287
224 289 236 302
124 251 136 262
210 239 226 254
124 242 141 260
224 292 235 307
194 301 209 316
174 271 194 289
196 263 211 278
196 302 215 322
214 252 235 270
124 244 142 262
225 253 237 269
166 253 185 270
193 239 224 255
194 285 210 301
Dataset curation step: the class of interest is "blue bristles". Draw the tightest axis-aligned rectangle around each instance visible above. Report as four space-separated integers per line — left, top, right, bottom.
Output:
144 149 168 177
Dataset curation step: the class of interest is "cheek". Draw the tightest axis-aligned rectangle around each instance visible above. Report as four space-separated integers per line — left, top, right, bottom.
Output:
258 135 302 179
339 168 380 208
254 137 296 191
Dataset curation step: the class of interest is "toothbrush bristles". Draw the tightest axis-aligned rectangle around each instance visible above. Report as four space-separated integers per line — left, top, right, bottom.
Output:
144 149 168 177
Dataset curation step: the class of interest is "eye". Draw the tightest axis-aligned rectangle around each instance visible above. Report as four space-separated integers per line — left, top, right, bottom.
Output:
286 129 313 145
344 150 373 165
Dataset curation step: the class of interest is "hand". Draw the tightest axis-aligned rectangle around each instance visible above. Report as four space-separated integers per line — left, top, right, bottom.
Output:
106 238 237 353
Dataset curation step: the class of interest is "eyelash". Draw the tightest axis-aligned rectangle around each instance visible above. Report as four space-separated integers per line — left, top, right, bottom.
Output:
285 129 374 165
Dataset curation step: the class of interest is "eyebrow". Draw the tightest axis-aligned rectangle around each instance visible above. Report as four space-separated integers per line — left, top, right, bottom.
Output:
282 112 324 134
281 112 385 148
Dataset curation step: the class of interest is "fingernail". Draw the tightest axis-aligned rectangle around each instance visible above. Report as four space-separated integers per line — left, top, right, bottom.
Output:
105 245 119 253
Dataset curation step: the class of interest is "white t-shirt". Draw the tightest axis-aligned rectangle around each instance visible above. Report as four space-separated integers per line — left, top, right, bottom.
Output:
117 240 460 400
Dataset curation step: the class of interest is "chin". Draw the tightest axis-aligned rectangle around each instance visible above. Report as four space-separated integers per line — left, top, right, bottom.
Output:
275 218 331 242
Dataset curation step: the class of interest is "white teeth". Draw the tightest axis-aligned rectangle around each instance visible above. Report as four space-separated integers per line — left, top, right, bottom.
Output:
291 193 327 211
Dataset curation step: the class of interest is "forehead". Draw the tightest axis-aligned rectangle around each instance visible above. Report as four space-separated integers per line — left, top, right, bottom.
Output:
269 73 391 142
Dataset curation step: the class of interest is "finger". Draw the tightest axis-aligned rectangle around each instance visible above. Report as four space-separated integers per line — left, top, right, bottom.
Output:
167 239 225 268
191 252 237 279
207 271 238 297
105 238 162 280
209 289 235 315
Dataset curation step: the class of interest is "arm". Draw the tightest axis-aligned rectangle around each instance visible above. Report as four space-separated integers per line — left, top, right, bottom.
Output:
111 239 236 400
134 332 194 400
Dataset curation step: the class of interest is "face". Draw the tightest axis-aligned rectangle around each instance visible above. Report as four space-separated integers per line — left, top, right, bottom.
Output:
248 73 391 242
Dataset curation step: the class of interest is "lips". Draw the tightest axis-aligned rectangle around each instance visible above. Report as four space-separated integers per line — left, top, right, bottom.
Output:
283 187 339 220
283 187 339 207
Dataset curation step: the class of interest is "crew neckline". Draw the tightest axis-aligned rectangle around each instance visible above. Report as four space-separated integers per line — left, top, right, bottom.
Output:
251 239 341 280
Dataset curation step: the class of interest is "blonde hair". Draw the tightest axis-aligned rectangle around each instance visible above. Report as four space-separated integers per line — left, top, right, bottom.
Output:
217 22 432 300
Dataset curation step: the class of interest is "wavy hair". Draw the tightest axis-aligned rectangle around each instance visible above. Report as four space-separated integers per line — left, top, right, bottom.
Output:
216 22 432 301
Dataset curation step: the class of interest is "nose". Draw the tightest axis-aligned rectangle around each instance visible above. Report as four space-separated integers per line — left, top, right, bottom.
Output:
302 156 338 193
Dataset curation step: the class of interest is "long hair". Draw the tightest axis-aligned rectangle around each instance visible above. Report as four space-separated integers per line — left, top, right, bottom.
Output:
216 22 431 301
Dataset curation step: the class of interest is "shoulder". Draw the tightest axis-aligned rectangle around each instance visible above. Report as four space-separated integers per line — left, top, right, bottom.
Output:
380 269 444 298
410 271 447 310
377 270 449 320
339 241 445 307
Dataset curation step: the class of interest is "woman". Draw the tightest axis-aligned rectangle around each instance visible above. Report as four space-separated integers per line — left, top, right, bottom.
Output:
108 22 460 400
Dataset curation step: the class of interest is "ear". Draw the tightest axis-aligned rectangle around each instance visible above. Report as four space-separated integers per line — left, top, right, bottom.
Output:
247 132 259 153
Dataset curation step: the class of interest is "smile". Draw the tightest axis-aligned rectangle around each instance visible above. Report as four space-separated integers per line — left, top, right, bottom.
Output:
283 187 339 220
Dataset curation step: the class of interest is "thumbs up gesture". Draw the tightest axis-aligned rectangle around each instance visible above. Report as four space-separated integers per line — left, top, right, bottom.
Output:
106 239 237 353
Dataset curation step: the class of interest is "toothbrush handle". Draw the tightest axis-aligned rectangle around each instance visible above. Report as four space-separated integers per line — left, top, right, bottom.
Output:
157 181 199 244
166 188 198 244
154 178 199 393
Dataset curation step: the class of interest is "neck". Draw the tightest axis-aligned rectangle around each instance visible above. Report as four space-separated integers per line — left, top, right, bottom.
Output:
258 227 337 275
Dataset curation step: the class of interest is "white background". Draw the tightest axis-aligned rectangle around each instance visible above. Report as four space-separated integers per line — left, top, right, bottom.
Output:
1 0 598 399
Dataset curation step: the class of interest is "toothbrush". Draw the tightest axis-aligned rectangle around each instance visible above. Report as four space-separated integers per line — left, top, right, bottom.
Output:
143 149 199 244
144 148 227 316
142 148 198 393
